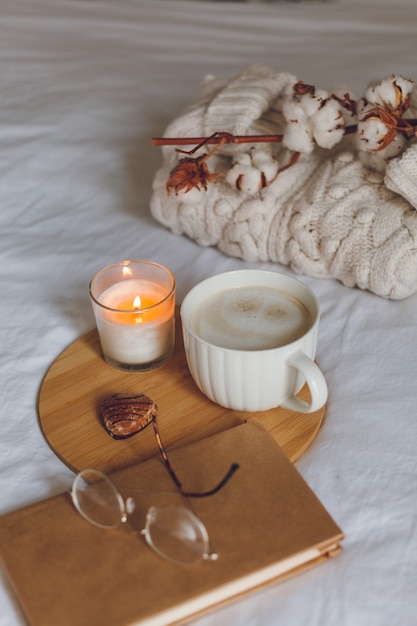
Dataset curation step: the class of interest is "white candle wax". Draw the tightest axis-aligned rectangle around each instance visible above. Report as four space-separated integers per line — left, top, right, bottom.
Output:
95 279 174 365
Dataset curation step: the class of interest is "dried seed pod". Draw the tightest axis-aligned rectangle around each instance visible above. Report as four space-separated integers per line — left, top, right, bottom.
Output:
101 393 157 439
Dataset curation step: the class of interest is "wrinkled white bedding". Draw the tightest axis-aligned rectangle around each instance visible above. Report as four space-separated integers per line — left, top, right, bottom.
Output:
1 1 416 625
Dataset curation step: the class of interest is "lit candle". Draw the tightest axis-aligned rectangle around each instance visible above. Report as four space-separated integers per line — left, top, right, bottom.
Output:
89 261 176 371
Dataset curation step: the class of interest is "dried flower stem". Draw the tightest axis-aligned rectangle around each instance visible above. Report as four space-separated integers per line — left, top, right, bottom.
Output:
152 120 417 148
152 134 284 147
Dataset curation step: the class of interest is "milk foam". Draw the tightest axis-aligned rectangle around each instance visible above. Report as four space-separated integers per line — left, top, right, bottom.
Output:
190 286 312 350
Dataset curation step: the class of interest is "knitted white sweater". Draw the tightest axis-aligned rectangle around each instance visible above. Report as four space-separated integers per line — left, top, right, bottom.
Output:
150 65 417 299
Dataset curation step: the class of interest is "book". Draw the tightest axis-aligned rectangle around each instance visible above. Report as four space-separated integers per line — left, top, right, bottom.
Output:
0 420 343 626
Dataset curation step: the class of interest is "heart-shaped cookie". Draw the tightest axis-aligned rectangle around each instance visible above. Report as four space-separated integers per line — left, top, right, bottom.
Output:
101 393 157 439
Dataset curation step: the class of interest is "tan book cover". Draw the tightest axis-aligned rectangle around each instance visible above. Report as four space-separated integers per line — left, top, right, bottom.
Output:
0 421 343 626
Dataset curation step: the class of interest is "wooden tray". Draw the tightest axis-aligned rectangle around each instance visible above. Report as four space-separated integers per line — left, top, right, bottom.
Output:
38 309 325 474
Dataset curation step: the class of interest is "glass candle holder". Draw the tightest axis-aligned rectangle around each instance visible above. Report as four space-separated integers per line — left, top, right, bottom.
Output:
89 260 176 372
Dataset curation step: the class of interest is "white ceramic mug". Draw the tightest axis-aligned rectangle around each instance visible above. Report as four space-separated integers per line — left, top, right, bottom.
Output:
180 270 327 413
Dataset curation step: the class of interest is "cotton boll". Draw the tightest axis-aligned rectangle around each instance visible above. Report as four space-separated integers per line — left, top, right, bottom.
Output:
392 75 414 103
366 81 396 108
365 74 414 110
282 83 347 153
282 89 327 122
233 153 252 168
396 75 414 94
283 119 314 153
235 167 263 193
226 161 258 193
355 101 396 152
251 151 279 181
312 100 345 149
225 164 254 193
313 124 345 150
226 150 279 193
356 115 389 152
282 99 308 123
298 88 328 117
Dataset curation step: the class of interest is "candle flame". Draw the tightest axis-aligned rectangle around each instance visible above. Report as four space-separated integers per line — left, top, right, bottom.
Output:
133 295 141 309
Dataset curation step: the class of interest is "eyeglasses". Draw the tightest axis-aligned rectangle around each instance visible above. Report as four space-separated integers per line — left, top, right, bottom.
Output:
71 468 216 564
71 414 239 565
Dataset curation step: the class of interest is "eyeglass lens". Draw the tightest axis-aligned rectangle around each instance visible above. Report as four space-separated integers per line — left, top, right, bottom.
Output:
71 469 126 529
143 505 215 564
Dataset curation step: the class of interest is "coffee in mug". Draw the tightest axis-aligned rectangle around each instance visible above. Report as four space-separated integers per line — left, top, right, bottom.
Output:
181 270 327 413
189 286 312 351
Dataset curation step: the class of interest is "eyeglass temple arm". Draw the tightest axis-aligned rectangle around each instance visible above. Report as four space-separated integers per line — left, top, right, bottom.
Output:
151 417 239 498
184 462 239 498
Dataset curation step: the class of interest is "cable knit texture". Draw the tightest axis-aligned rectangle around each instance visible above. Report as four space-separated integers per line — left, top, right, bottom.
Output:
150 65 417 299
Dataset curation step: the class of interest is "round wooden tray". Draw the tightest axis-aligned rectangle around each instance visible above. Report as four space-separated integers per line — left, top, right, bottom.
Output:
38 309 325 474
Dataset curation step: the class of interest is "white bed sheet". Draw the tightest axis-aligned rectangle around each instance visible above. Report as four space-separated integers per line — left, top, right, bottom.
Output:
1 0 416 625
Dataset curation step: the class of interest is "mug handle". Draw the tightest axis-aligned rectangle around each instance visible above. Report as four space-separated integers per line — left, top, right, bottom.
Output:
281 352 328 413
